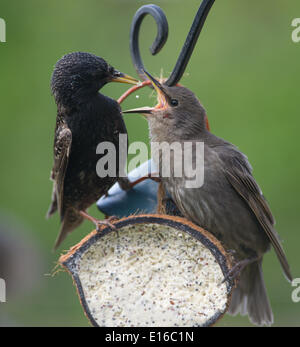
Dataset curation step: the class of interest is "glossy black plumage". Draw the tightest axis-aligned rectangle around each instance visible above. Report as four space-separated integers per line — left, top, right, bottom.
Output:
47 52 137 249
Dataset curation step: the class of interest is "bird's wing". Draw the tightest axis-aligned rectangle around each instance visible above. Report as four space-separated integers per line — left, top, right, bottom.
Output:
50 125 72 220
219 149 292 282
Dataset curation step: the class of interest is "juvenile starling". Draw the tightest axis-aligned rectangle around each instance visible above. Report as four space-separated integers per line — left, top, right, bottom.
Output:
123 71 292 326
47 52 138 249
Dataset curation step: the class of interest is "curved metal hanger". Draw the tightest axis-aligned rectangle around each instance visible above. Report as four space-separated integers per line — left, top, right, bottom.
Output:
129 0 215 86
129 4 169 82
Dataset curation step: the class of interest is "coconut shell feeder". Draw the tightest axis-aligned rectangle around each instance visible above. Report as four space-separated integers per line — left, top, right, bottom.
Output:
60 214 234 327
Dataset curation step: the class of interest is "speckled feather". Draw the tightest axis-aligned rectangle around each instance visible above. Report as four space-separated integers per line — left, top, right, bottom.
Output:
47 52 129 249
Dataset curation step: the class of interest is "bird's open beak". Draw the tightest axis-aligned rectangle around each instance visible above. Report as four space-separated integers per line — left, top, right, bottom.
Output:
122 106 154 115
123 70 170 117
111 71 139 85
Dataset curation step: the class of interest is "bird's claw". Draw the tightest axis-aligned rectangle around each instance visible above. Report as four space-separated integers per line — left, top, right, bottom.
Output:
118 177 132 191
107 215 119 222
95 217 118 232
221 257 258 284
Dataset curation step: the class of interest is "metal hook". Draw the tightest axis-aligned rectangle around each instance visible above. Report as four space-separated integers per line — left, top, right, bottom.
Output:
129 4 169 82
130 0 215 86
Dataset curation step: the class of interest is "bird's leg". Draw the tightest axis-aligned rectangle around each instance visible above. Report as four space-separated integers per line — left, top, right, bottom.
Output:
79 210 117 232
157 182 167 214
126 173 161 190
222 256 260 283
226 249 237 256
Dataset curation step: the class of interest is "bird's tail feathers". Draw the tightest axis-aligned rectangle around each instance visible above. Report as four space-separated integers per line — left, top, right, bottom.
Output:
53 213 83 251
228 259 273 326
46 201 57 219
46 185 58 219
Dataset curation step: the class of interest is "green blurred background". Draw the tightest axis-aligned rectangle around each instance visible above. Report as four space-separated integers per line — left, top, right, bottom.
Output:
0 0 299 326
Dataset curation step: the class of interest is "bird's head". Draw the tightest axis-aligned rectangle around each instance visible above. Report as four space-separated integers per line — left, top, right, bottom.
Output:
123 70 208 141
51 52 138 106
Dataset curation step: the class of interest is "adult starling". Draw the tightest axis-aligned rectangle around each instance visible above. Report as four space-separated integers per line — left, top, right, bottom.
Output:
123 71 292 326
47 52 138 250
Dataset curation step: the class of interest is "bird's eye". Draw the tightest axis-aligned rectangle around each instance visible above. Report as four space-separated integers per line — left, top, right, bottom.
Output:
108 66 116 76
111 68 120 77
170 99 178 107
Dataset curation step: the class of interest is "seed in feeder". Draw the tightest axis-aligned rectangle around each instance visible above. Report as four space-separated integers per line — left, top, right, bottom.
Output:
60 215 234 327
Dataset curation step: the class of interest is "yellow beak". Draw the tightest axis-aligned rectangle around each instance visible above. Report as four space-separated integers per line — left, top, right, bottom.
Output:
111 72 139 85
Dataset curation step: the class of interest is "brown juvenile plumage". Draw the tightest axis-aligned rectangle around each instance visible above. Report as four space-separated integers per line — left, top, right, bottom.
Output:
123 71 292 326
